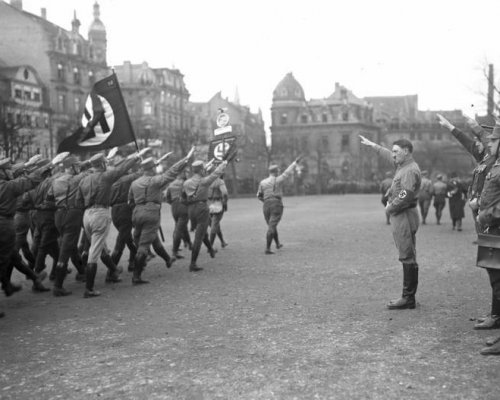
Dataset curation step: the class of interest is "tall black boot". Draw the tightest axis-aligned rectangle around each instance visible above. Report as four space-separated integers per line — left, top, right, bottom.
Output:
12 256 49 293
111 250 121 266
1 264 22 297
83 263 100 298
265 232 274 255
217 231 227 248
53 262 71 297
274 232 283 249
153 242 175 269
132 253 149 285
209 232 216 247
101 252 122 283
387 263 417 309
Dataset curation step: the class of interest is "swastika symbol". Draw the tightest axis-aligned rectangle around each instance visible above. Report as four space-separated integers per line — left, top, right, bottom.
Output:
214 142 231 160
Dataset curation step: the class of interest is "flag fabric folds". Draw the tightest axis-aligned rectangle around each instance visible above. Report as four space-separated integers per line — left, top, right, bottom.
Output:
57 73 136 154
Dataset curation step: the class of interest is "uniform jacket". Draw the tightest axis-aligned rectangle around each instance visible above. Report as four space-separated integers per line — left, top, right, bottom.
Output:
373 145 421 215
418 177 434 200
182 163 227 203
257 163 296 201
0 171 42 218
110 172 141 206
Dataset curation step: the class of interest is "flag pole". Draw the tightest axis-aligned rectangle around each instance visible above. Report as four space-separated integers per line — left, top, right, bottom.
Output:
112 68 140 152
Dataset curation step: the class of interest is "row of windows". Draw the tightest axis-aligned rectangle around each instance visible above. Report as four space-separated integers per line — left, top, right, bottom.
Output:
56 63 96 85
14 88 41 102
6 112 49 128
57 93 82 114
280 111 350 125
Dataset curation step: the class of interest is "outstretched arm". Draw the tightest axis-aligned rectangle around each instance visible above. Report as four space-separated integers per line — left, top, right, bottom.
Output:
359 135 393 165
437 114 483 161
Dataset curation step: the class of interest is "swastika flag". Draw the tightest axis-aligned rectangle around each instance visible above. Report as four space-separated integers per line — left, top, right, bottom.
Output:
57 73 136 154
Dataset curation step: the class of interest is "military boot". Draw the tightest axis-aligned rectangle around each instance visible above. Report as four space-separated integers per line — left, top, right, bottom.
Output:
83 263 100 298
387 263 417 310
52 262 71 297
132 253 149 285
101 252 123 283
481 340 500 355
155 245 175 269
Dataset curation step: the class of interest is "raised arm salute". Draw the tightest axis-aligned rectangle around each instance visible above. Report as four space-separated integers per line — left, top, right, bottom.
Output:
360 135 421 310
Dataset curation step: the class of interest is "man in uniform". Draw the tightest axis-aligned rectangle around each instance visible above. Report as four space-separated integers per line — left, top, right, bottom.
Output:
360 135 421 310
165 170 192 259
257 158 301 255
0 156 48 317
50 155 91 296
76 150 146 298
128 151 193 284
418 171 433 225
183 159 228 272
208 171 229 248
432 175 447 225
469 122 500 354
110 159 141 272
380 171 393 225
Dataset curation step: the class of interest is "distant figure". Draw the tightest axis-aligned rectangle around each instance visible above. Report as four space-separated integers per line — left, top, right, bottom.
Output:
447 172 467 231
432 175 447 225
418 170 434 224
380 171 392 225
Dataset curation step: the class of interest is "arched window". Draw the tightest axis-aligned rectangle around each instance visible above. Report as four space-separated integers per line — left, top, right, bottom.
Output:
73 67 81 84
143 101 153 115
57 63 65 81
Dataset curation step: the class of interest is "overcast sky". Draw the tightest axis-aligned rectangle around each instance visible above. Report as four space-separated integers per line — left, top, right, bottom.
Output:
20 0 500 127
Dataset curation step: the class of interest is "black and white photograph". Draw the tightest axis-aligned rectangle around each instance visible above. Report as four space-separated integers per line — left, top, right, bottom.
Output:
1 0 500 398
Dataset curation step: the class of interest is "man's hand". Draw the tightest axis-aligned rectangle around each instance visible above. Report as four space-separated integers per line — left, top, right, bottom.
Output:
294 155 303 164
436 113 454 131
106 147 118 160
25 154 42 167
137 147 152 158
464 115 480 130
186 146 196 160
359 135 375 147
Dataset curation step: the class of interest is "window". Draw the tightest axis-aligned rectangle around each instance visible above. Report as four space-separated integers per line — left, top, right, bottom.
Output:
342 110 349 121
24 91 31 100
280 113 287 125
74 97 81 113
16 114 21 125
73 67 81 84
322 135 329 150
58 93 66 112
143 101 152 115
280 88 287 97
33 92 41 102
301 114 308 123
15 89 22 99
7 113 13 124
322 113 328 123
341 134 349 152
57 63 65 81
88 70 95 85
410 132 415 140
26 115 32 127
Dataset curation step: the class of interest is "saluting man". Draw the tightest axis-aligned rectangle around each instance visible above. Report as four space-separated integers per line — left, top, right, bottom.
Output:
208 171 229 249
76 150 145 298
360 135 421 310
128 151 193 284
50 155 91 296
183 159 228 272
165 170 192 259
257 157 301 255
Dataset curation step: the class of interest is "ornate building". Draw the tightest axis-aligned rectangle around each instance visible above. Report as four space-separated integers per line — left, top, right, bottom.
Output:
270 73 380 193
0 64 51 159
112 61 190 155
0 0 108 156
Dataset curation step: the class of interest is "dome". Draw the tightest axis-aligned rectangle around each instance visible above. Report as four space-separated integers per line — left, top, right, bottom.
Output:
273 72 305 102
89 2 106 33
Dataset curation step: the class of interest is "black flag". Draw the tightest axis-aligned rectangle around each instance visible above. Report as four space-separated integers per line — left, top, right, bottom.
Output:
57 73 137 154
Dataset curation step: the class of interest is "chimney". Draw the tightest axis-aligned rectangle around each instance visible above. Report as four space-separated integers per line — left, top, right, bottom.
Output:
11 0 23 10
488 64 494 118
41 8 46 19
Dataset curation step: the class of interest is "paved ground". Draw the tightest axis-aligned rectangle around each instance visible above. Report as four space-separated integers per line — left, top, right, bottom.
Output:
1 194 500 400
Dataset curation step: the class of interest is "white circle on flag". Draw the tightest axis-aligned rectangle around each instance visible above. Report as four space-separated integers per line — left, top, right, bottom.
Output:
80 94 115 146
213 142 231 160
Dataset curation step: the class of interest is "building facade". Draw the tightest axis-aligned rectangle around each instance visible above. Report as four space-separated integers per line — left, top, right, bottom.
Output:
0 0 108 156
270 73 380 194
0 64 51 159
112 61 190 155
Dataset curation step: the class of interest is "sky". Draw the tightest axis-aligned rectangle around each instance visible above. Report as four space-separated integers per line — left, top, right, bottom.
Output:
20 0 500 129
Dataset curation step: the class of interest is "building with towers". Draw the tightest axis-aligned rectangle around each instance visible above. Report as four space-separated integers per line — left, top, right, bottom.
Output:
0 0 109 156
270 72 380 194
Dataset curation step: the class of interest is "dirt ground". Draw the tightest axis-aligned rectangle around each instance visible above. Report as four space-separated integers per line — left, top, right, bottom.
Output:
1 194 500 400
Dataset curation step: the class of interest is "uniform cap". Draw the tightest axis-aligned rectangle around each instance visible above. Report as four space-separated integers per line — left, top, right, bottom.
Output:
486 120 500 140
268 164 279 172
140 157 156 170
192 160 204 168
385 171 392 177
62 155 78 168
0 158 12 169
436 174 443 180
422 170 428 176
89 153 105 167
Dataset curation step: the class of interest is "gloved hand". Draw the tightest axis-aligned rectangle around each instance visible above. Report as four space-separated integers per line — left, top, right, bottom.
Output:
25 154 42 167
